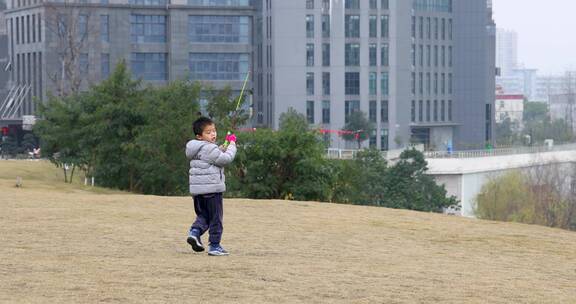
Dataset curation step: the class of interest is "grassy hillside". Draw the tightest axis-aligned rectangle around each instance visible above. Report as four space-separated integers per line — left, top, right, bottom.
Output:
1 160 575 303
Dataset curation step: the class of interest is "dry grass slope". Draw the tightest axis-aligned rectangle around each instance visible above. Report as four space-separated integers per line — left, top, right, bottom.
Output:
1 160 575 303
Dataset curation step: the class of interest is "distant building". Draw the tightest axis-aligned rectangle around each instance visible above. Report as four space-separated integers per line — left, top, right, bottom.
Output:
496 28 517 76
549 93 576 132
495 94 523 129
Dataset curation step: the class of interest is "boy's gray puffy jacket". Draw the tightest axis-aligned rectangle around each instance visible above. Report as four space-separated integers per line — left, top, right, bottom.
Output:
186 140 237 195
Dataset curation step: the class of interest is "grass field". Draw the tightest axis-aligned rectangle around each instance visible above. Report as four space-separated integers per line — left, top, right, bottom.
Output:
1 160 575 303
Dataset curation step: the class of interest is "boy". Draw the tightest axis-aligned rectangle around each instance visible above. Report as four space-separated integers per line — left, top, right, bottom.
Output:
185 117 237 256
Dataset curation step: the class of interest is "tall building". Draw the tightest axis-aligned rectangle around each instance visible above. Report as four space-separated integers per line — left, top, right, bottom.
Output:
1 0 254 127
262 0 495 150
496 28 517 76
2 0 495 151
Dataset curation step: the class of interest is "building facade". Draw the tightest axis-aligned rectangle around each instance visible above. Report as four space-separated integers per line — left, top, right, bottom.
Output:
2 0 495 151
1 0 254 126
262 0 494 150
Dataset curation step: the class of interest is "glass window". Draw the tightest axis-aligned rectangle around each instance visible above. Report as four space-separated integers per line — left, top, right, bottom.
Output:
78 15 88 40
418 100 423 122
448 73 452 94
307 43 314 66
411 44 416 66
306 0 314 9
345 0 359 9
441 46 445 67
381 100 388 123
369 43 377 66
189 53 249 80
188 0 249 6
322 100 330 124
369 0 377 9
322 0 330 10
306 15 314 38
322 14 330 38
448 46 452 66
307 72 314 96
448 100 452 121
441 18 446 40
370 130 377 148
345 15 360 38
380 128 388 151
381 72 389 96
381 43 389 66
369 100 377 122
441 73 445 94
322 43 330 66
189 16 250 43
131 52 167 80
419 16 424 39
381 0 388 10
433 100 438 121
307 100 315 124
131 15 166 43
434 17 438 39
369 15 377 38
441 100 446 121
434 45 438 67
411 100 416 122
100 15 109 43
79 53 88 74
101 53 110 79
369 72 377 95
130 0 167 4
411 72 416 94
426 100 430 121
448 19 453 40
345 43 360 66
345 72 360 95
381 15 388 38
434 72 438 94
427 45 431 66
426 72 431 94
411 16 415 38
427 17 431 39
322 72 330 95
344 100 360 123
419 44 423 66
419 72 423 94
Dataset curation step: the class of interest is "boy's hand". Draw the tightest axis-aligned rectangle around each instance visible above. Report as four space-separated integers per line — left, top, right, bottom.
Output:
225 133 237 144
219 145 226 151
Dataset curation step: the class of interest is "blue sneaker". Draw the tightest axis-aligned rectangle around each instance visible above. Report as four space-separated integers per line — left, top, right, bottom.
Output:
187 228 204 252
208 244 229 256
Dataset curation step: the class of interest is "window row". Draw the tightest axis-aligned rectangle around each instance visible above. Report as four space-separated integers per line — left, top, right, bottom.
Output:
306 72 389 97
411 44 453 68
306 43 390 67
410 72 453 95
73 52 249 81
306 0 389 11
306 14 389 39
411 16 453 40
10 13 42 45
411 100 453 123
305 99 389 127
413 0 452 13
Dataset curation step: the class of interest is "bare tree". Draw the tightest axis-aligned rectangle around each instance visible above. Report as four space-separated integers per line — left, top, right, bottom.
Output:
44 2 96 97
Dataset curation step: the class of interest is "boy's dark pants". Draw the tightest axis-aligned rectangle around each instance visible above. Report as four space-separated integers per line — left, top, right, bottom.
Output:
191 193 223 245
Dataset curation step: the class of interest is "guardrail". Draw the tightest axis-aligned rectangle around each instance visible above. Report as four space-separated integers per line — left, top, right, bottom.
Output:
326 143 576 160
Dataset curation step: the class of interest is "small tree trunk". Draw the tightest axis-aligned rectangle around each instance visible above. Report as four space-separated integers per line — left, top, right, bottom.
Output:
63 167 68 183
69 165 76 184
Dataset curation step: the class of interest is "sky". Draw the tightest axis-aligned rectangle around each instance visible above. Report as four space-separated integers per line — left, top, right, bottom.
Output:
492 0 576 75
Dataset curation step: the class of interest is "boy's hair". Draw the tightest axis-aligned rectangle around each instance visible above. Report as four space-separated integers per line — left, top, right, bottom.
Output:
193 116 215 136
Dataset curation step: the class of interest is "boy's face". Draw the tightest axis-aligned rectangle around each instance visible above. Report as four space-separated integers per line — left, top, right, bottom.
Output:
197 123 217 143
